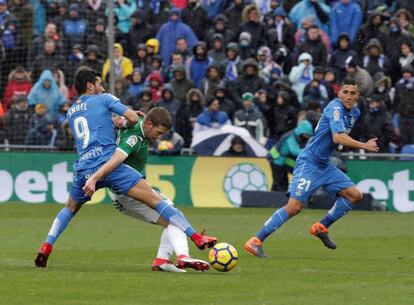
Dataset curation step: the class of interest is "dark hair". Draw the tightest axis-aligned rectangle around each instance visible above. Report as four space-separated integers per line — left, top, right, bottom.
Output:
145 107 173 129
340 78 358 88
74 67 100 95
308 24 320 30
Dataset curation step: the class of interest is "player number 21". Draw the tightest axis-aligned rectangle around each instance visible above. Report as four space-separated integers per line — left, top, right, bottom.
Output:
297 178 311 191
73 116 90 149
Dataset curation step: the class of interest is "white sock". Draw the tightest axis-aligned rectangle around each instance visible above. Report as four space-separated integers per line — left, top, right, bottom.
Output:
156 229 174 260
167 224 189 257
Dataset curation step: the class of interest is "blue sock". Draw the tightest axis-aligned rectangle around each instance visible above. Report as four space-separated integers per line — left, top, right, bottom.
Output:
256 207 289 242
155 200 195 237
46 207 74 245
320 197 353 228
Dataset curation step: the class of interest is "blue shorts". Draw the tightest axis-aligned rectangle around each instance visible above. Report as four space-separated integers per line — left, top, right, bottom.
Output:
70 163 142 205
287 158 354 202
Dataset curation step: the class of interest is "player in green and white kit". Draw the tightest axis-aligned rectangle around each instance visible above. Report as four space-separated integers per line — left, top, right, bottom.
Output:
111 108 210 272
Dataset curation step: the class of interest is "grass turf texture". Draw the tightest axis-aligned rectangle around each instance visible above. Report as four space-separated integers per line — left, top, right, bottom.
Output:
0 204 413 305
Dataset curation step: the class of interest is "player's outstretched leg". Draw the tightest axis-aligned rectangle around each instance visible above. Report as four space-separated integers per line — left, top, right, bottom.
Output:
35 198 79 267
128 181 217 250
245 198 303 257
310 189 361 249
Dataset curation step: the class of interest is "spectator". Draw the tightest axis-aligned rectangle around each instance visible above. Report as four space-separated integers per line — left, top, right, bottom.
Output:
395 8 414 38
200 0 224 20
193 96 231 134
268 91 298 140
156 7 198 66
114 77 135 107
3 66 32 112
110 0 137 35
296 24 328 67
145 38 160 63
31 0 48 38
170 64 195 104
257 46 281 84
398 41 414 71
344 56 374 97
220 42 242 82
289 52 314 104
264 7 295 54
269 119 313 191
0 0 18 56
238 32 256 60
205 14 235 48
289 0 331 34
28 24 63 67
79 0 106 34
55 101 70 127
53 69 69 100
62 4 88 50
146 0 171 30
330 0 363 45
221 135 255 157
324 68 340 94
362 38 391 77
28 70 66 119
102 43 133 81
25 103 56 145
207 34 226 64
200 64 222 99
50 0 68 32
55 120 75 151
396 0 414 17
215 84 236 119
181 0 210 42
239 4 266 49
153 130 185 156
224 0 246 33
394 65 414 145
354 11 387 54
175 37 191 62
371 72 393 111
124 10 156 58
158 84 180 127
186 41 213 88
82 44 103 73
303 66 334 109
294 15 332 55
263 0 283 27
358 94 394 152
329 33 358 81
149 55 164 76
134 87 154 113
176 88 205 146
147 70 163 103
132 43 150 77
234 92 267 145
4 95 31 144
31 39 66 82
164 51 184 82
65 44 84 85
87 18 107 58
231 58 267 109
128 68 145 100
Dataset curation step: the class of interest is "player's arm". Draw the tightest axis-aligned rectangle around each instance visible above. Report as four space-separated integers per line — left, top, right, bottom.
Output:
105 93 139 127
112 111 145 128
333 133 379 152
83 149 128 196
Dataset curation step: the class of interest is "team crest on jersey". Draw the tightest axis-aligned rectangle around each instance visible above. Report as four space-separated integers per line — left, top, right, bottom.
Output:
333 109 340 121
126 135 138 147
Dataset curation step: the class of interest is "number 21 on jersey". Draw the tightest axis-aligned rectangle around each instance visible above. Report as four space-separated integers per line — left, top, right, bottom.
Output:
73 116 90 149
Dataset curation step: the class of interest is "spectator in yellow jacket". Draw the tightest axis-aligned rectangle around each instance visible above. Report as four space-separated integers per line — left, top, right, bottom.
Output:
102 43 133 81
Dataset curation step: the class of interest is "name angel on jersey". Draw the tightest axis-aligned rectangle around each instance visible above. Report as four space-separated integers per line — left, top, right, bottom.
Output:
79 146 103 162
67 102 88 118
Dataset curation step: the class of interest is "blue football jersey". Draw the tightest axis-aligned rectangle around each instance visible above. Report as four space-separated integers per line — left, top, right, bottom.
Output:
67 93 128 172
299 98 360 165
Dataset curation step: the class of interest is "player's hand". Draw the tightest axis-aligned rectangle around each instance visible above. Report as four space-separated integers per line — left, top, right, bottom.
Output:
83 176 97 196
364 138 379 152
113 116 126 128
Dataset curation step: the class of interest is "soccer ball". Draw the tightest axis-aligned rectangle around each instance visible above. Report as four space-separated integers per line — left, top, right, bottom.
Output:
208 243 239 272
223 163 269 207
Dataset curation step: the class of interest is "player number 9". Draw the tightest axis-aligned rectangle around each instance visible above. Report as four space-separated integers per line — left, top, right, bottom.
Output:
74 116 90 149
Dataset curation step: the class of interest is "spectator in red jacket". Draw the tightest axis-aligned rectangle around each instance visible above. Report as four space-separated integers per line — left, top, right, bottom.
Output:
3 66 32 112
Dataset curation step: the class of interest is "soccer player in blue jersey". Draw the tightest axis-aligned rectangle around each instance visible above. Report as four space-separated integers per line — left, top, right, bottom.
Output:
35 68 217 267
245 79 379 257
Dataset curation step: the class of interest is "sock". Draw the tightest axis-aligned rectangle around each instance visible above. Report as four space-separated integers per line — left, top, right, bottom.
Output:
256 207 289 242
156 229 174 260
45 207 73 245
320 197 354 228
155 201 195 237
167 224 189 257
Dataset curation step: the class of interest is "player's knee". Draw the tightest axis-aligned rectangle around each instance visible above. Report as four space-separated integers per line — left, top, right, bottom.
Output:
348 190 363 204
285 200 303 216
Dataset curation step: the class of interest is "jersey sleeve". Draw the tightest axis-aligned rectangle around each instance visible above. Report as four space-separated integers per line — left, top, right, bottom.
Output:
326 105 346 134
117 129 141 156
104 93 128 116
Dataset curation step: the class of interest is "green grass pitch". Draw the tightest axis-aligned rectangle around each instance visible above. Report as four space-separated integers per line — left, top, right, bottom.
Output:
0 204 413 305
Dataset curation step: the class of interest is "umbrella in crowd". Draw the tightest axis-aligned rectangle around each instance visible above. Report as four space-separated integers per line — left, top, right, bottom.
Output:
191 125 268 156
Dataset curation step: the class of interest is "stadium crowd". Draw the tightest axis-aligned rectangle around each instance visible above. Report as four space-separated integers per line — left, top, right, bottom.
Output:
0 0 413 158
